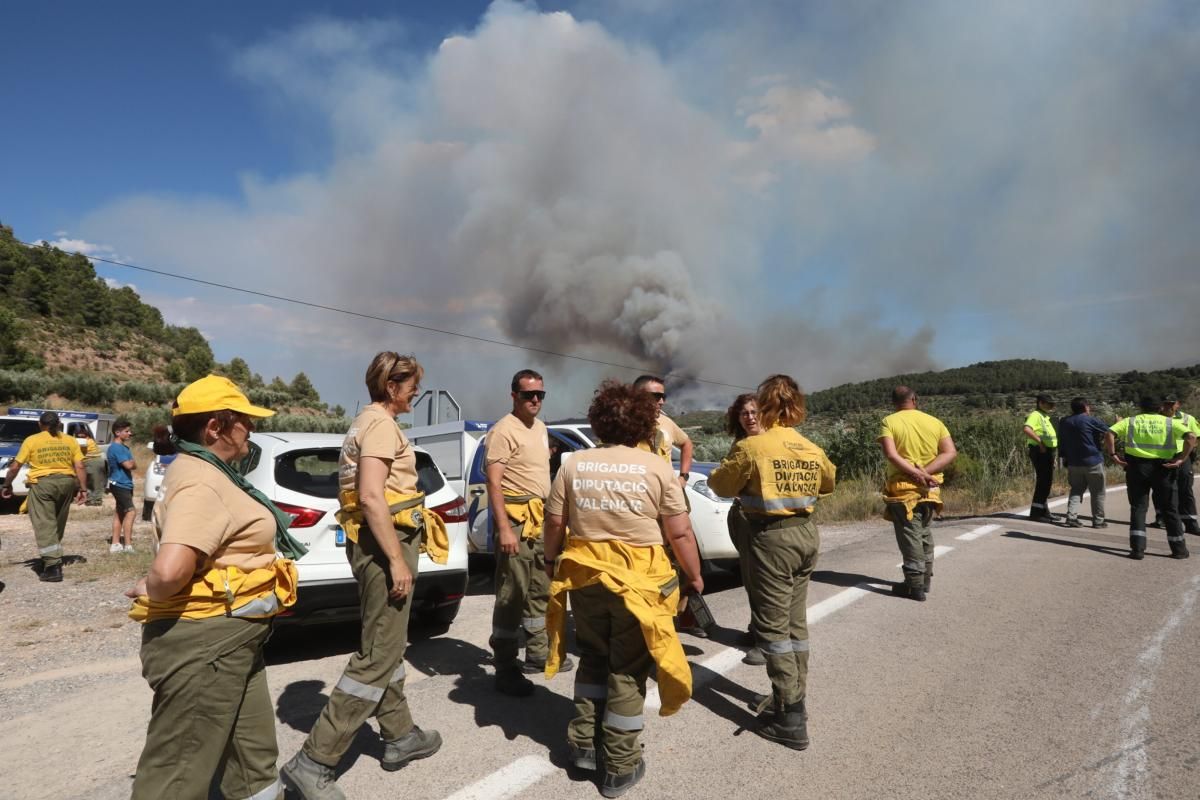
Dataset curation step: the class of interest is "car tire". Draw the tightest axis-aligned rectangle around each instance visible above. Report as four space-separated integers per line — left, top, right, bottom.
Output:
429 599 462 626
141 499 154 522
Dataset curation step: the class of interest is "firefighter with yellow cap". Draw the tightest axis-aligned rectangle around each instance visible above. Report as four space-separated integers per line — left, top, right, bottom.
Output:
1107 396 1195 560
284 352 447 800
708 374 836 751
2 410 87 582
543 380 703 798
126 375 304 800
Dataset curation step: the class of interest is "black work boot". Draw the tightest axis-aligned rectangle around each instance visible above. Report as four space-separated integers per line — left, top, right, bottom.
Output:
382 726 442 771
600 757 646 798
756 700 810 751
39 563 63 583
891 582 926 602
495 668 535 697
1129 549 1145 560
1170 547 1190 560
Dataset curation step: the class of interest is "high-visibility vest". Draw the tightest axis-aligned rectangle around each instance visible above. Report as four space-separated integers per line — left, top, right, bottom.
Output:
1024 410 1058 448
1173 412 1200 454
1120 414 1178 459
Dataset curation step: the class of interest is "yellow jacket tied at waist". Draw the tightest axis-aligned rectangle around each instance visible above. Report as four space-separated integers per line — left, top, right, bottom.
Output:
504 494 545 540
129 559 298 623
336 488 449 564
882 476 943 522
546 538 692 716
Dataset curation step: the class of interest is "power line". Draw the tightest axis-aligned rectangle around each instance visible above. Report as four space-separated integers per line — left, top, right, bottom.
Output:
20 238 755 391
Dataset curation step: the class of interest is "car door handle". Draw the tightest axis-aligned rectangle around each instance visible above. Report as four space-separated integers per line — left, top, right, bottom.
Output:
470 488 485 496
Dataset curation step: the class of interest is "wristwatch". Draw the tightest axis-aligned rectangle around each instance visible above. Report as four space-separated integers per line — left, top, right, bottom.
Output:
679 472 690 479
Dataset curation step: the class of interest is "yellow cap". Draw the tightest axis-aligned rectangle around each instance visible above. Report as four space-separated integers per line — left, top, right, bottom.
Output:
172 375 276 418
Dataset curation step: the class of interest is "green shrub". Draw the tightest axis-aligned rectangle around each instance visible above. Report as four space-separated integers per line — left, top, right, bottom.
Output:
55 372 117 405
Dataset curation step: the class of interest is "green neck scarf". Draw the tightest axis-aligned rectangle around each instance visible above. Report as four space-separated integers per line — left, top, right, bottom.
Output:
174 438 308 560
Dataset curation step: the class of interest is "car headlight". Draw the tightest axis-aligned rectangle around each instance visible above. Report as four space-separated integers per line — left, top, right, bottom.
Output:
689 479 727 503
0 456 10 470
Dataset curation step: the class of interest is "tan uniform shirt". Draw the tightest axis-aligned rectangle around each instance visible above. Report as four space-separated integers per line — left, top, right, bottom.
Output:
547 445 686 547
157 455 276 572
485 413 551 498
339 404 419 496
638 413 690 462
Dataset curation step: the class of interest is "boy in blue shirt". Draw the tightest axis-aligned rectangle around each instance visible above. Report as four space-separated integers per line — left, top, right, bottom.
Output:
106 419 137 553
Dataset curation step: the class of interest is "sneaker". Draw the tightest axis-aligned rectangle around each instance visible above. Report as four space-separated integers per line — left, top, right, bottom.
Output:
1093 522 1109 529
523 655 574 674
39 563 63 583
741 647 766 666
1064 518 1084 528
495 668 535 697
600 758 646 798
675 623 708 639
123 544 136 553
567 742 598 772
281 751 345 800
382 726 442 771
109 543 123 554
891 583 926 602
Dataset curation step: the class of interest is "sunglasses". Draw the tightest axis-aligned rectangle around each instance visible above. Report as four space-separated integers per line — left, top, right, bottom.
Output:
518 390 546 401
649 392 667 401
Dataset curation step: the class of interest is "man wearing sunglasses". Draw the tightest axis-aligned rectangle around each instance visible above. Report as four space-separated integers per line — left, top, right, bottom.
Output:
633 375 693 485
486 369 573 695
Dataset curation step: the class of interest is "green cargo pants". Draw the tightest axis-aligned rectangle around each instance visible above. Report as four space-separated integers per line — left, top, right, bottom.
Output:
84 456 107 505
490 533 549 669
567 582 652 776
28 474 76 568
728 503 756 619
887 502 936 590
747 514 819 708
133 616 279 800
304 525 421 767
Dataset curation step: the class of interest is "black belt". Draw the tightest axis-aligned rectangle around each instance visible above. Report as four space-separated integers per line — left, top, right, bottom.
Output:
746 514 811 532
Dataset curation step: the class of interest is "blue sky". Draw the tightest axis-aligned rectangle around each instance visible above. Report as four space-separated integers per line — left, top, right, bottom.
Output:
3 1 1198 417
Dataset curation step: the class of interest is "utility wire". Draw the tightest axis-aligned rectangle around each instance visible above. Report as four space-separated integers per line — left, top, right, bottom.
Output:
21 239 755 391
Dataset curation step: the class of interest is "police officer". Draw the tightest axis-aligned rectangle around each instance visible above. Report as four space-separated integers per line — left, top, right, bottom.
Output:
543 380 702 797
708 374 836 750
1107 396 1195 559
1153 396 1200 535
487 368 573 697
1 411 87 582
1023 394 1060 522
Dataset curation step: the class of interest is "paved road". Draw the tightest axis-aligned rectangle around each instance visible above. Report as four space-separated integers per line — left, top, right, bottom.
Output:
4 480 1199 800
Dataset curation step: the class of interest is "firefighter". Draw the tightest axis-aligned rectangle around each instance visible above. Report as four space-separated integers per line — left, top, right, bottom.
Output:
283 353 447 800
1107 396 1195 559
1 411 87 582
487 368 573 697
125 376 300 800
725 392 766 664
708 374 836 751
877 386 956 601
544 380 702 797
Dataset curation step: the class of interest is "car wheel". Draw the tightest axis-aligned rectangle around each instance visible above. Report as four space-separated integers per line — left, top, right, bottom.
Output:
141 500 154 522
429 599 462 626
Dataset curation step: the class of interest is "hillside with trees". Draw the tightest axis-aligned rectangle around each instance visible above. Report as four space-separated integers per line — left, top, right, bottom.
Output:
0 222 348 434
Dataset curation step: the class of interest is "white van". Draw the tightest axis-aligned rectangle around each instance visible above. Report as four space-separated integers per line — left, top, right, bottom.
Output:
0 407 116 497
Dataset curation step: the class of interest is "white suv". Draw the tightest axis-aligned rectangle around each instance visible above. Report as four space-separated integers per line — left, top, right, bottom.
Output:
236 432 469 625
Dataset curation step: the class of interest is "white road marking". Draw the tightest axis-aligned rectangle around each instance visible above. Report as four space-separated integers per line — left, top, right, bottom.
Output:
1109 575 1200 799
957 524 1000 541
442 755 558 800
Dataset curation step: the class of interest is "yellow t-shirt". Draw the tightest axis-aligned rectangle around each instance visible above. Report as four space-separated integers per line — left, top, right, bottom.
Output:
156 455 276 573
546 445 687 547
16 431 83 482
485 413 551 498
78 436 102 459
339 405 419 496
878 409 952 481
708 425 836 517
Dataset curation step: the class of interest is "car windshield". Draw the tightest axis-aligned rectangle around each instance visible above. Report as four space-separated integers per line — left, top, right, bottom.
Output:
0 419 40 443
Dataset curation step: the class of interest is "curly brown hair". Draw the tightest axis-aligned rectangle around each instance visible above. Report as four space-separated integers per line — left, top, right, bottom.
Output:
757 374 806 429
588 380 659 447
725 393 758 439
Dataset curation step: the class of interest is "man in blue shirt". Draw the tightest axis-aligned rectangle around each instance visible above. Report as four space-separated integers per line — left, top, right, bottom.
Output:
1057 398 1114 528
105 419 136 553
